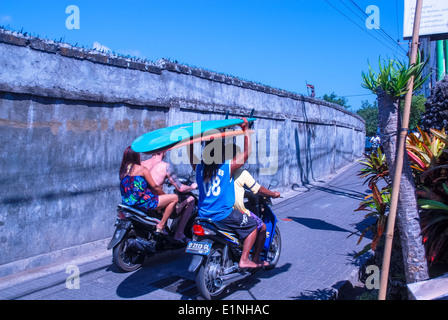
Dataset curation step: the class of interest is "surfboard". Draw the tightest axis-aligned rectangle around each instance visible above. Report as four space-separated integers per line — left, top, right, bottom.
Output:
131 118 256 153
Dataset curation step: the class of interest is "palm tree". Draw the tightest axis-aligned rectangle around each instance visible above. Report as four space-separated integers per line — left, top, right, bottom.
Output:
362 57 429 286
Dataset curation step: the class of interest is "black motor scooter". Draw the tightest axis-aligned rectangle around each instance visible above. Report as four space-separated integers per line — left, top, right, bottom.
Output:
108 176 198 272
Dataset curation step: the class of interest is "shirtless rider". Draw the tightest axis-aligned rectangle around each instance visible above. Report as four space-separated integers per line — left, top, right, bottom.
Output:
142 151 197 242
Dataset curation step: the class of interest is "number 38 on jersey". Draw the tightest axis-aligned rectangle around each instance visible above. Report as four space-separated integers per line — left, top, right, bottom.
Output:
204 168 225 196
204 176 221 196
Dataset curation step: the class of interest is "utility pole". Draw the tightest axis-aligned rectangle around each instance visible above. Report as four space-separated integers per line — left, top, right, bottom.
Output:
378 0 424 300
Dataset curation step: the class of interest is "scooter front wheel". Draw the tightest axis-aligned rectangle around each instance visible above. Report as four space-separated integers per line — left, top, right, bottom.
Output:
196 247 228 300
264 225 281 270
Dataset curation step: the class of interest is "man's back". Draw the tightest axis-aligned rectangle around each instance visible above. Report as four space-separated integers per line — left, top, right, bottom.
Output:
233 168 260 214
141 157 167 187
196 160 235 221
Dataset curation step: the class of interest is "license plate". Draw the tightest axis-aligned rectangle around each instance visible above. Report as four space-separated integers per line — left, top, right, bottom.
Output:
186 241 211 255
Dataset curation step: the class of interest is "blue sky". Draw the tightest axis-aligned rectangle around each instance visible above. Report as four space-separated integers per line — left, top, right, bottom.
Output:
0 0 410 111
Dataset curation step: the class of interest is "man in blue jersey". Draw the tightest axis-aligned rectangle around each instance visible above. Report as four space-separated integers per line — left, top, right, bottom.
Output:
189 119 264 268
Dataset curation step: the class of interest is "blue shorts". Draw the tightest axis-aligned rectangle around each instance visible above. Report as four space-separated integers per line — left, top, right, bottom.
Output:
219 209 258 239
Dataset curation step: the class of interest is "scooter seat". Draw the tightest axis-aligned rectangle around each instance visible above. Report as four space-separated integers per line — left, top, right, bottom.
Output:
118 204 161 220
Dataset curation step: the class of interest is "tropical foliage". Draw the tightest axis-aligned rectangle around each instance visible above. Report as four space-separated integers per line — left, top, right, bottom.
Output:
407 127 448 265
401 95 426 133
361 54 429 98
322 92 351 109
358 147 390 188
351 148 391 257
356 100 378 137
354 127 448 265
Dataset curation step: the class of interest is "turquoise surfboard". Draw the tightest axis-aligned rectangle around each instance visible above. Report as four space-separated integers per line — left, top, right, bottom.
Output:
131 118 256 153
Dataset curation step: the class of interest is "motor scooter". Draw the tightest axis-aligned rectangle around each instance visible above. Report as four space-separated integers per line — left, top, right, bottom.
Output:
186 180 281 300
108 176 198 272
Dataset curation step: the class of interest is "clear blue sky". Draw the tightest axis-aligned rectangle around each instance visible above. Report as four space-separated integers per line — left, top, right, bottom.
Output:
0 0 410 111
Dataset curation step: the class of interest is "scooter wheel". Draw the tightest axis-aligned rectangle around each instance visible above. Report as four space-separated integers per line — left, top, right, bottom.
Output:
264 225 281 270
112 234 145 272
196 247 228 300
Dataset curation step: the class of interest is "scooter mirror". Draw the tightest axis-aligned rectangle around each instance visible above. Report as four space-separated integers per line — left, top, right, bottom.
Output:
188 173 196 184
269 179 279 188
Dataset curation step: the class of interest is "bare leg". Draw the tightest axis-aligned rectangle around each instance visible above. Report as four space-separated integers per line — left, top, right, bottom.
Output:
155 194 178 230
239 229 259 268
252 224 269 267
174 196 194 240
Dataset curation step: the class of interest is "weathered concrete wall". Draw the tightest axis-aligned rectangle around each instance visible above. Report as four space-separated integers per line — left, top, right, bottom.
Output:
0 29 365 276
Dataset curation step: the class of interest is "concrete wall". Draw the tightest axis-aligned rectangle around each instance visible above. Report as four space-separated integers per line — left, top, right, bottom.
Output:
0 29 365 276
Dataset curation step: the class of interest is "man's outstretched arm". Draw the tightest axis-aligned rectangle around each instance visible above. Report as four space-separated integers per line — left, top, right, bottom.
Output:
166 163 197 193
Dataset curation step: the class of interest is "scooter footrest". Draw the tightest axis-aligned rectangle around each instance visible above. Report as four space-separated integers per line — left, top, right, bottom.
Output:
222 264 239 275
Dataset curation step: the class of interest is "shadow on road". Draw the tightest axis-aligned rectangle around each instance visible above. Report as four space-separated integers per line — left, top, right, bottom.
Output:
287 216 352 233
112 248 191 298
312 184 367 201
223 262 292 300
115 267 163 299
291 287 337 300
114 257 292 300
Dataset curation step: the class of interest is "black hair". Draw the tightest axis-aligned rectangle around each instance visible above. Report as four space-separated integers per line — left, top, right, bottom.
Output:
202 139 226 182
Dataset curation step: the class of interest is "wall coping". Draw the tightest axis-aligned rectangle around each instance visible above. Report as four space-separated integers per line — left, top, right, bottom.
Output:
0 27 365 125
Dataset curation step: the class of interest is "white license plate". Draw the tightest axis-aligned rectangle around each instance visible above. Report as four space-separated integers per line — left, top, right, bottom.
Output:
186 241 211 255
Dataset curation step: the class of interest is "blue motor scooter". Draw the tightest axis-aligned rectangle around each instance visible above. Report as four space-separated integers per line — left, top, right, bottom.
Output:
186 180 281 300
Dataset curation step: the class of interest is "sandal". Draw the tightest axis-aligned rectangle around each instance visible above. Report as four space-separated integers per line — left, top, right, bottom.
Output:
155 227 168 236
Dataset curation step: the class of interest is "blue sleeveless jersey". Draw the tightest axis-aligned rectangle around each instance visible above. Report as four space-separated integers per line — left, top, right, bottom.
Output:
196 159 235 221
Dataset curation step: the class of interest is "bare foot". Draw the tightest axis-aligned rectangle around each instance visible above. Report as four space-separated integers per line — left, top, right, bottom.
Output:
254 260 270 267
239 259 260 269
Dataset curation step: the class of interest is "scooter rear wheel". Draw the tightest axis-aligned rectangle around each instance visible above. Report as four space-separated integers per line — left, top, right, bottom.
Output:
196 247 228 300
112 232 145 272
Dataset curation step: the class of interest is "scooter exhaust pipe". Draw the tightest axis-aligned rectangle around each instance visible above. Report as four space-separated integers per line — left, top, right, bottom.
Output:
214 271 250 288
127 238 156 254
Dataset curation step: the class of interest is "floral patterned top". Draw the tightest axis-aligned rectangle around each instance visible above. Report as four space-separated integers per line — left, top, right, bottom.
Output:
120 175 159 211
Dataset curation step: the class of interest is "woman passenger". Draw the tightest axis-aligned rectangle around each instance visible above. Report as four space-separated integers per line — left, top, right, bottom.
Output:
119 146 178 234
